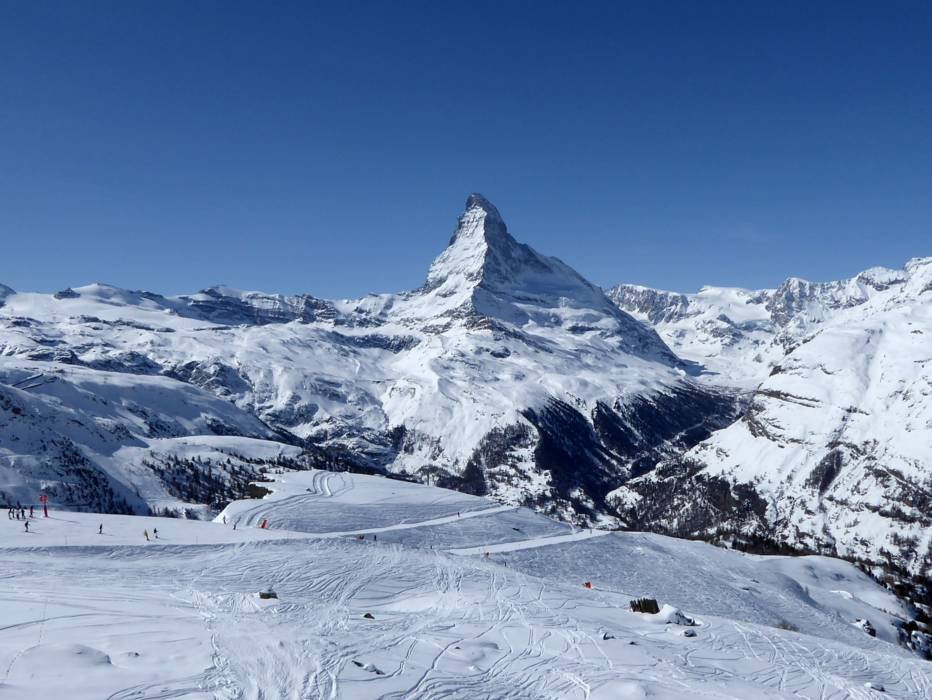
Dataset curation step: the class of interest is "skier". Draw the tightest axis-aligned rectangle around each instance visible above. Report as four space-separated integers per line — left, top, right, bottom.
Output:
98 523 103 535
233 521 237 531
7 508 11 520
24 521 29 533
29 505 34 518
153 528 158 539
223 515 227 524
144 529 150 541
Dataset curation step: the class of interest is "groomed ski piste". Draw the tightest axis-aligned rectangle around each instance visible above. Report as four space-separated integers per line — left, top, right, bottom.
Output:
0 470 929 699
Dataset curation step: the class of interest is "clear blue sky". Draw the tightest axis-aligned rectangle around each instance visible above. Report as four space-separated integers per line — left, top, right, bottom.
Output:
1 1 930 297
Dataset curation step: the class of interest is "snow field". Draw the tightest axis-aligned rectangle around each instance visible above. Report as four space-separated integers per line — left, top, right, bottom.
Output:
0 469 929 698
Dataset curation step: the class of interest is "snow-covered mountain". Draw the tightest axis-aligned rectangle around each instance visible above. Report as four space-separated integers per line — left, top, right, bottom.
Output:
607 264 920 387
608 258 932 574
3 193 928 577
606 284 778 387
0 195 737 522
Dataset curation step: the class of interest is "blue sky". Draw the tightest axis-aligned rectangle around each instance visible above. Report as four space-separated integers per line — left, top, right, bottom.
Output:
1 1 930 297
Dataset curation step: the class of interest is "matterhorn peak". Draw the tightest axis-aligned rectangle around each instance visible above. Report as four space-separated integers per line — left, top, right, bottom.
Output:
462 192 505 229
412 195 676 363
446 193 510 248
464 192 500 217
426 194 520 293
422 194 611 312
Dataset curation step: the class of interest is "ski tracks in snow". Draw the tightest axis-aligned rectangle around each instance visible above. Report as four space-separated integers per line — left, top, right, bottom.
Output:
3 472 929 699
203 473 932 698
229 470 352 529
447 528 611 556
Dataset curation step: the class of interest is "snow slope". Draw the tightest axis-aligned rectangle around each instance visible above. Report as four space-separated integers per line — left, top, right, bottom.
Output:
216 468 574 549
0 470 928 699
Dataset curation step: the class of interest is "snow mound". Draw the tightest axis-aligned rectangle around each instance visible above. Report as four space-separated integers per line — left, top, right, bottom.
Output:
657 603 695 626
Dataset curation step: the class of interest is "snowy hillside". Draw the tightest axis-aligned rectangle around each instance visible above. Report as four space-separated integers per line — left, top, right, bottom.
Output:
0 469 928 699
608 258 932 575
0 359 306 514
0 194 738 523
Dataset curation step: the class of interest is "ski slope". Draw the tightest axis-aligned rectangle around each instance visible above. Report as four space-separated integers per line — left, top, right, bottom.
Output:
0 470 928 699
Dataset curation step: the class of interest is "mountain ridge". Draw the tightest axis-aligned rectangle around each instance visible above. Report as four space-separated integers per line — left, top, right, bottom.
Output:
607 256 932 574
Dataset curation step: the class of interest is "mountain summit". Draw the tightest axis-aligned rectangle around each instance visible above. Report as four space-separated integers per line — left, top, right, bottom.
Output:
449 193 509 247
417 195 666 361
426 193 600 298
425 193 518 290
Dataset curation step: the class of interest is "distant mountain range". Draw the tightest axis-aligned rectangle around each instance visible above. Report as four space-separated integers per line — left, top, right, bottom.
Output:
609 257 932 575
1 194 929 574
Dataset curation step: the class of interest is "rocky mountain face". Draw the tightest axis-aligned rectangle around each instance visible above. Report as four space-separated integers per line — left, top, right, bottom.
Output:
608 259 932 576
0 195 738 523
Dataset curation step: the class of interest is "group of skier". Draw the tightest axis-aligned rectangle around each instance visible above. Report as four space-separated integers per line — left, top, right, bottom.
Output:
7 504 30 520
9 502 242 540
7 502 36 531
